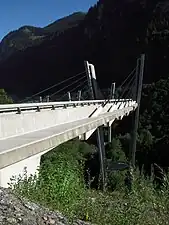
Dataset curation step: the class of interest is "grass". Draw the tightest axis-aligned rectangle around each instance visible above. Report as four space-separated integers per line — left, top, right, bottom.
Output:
9 140 169 225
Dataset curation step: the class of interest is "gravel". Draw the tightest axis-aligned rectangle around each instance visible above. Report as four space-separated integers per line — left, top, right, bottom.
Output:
0 187 92 225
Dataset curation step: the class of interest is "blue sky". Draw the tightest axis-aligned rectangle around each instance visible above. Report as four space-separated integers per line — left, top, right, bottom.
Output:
0 0 98 41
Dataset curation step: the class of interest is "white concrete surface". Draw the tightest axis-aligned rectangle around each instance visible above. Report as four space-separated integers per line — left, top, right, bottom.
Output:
0 105 98 140
79 101 109 140
0 100 136 140
0 154 41 188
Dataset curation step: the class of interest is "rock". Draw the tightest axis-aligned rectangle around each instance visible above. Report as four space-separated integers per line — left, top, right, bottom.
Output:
0 216 5 222
0 187 93 225
48 218 56 224
6 217 18 224
42 216 48 221
24 201 40 211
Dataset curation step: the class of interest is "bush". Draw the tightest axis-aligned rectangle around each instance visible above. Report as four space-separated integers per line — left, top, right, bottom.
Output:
9 141 88 219
108 170 126 191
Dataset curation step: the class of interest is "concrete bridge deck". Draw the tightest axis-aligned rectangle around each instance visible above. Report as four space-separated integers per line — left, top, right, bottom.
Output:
0 100 137 187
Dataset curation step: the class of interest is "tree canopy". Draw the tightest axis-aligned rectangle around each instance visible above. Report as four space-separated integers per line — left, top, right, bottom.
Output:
0 89 13 104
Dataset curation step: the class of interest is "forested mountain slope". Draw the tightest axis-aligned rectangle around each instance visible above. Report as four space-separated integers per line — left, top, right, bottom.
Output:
0 0 169 98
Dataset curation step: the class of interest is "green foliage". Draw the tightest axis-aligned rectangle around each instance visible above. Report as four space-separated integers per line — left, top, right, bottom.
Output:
0 89 13 104
41 139 94 163
105 138 127 191
10 162 169 224
10 140 95 219
106 138 126 162
141 78 169 139
138 129 154 153
108 170 126 191
10 151 85 219
111 138 126 162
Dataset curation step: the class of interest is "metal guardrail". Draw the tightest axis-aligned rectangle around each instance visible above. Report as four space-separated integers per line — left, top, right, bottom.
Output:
0 99 136 114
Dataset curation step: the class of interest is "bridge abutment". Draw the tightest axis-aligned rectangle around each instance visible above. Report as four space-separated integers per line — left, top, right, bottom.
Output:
0 153 41 188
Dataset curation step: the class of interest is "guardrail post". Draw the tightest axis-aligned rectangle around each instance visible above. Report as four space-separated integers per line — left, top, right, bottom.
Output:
51 105 55 110
17 107 21 114
78 90 81 101
46 95 50 102
37 106 41 112
68 92 71 101
110 82 116 99
39 96 42 103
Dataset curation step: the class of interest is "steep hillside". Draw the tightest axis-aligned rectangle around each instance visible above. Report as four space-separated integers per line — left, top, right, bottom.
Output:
0 12 85 62
0 0 169 98
0 26 48 61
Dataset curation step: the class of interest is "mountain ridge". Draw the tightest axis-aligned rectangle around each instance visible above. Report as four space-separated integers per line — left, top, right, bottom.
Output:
0 0 169 98
0 12 86 61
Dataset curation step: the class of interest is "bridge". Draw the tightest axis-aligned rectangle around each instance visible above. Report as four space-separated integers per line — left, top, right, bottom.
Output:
0 56 144 188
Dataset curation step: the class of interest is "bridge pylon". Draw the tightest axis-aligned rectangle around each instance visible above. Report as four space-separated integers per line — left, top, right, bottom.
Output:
129 54 145 169
84 60 107 192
